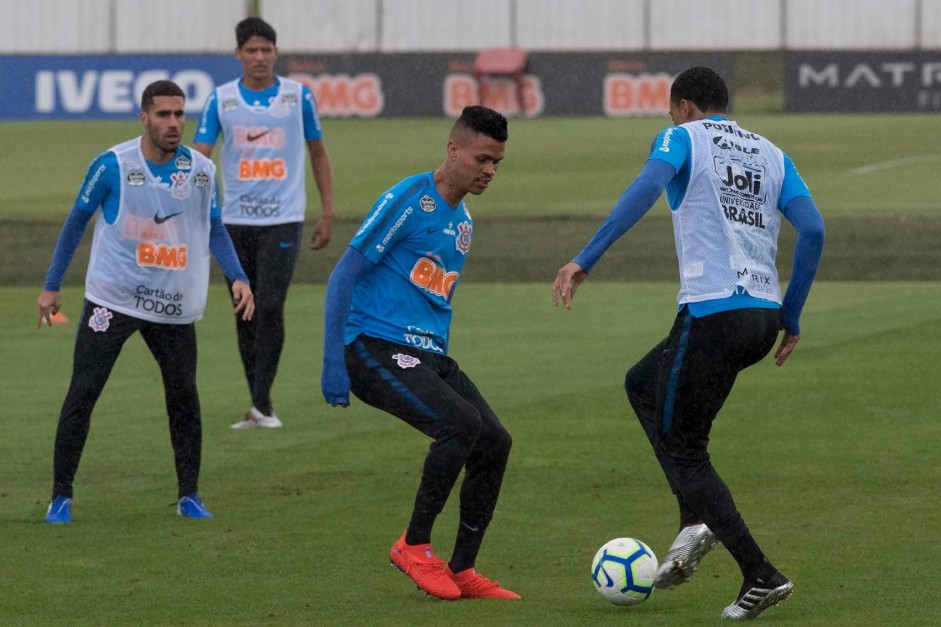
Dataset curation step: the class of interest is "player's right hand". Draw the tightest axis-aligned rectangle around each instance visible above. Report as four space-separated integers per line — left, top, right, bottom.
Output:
231 280 255 321
36 290 62 329
552 262 588 310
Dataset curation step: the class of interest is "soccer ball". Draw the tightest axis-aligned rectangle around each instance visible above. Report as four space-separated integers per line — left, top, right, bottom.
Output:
590 537 658 606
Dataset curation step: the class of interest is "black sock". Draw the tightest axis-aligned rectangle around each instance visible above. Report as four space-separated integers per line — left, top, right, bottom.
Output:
404 516 434 546
448 520 489 573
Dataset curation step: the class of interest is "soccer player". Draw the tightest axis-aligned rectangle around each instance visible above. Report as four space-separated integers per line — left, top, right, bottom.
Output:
552 67 825 620
37 80 254 524
193 17 334 429
321 106 519 601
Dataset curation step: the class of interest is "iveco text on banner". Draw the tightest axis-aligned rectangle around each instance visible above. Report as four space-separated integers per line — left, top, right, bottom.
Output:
0 55 240 119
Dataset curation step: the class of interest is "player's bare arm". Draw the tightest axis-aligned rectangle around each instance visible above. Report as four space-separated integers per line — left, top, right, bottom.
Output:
552 262 588 310
36 290 62 329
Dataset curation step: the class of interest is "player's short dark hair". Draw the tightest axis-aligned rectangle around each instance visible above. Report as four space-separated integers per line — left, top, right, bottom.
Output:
141 80 185 111
236 17 277 47
670 66 729 112
452 106 508 143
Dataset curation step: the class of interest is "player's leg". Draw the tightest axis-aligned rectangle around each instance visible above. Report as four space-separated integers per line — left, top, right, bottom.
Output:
47 301 137 521
438 360 519 599
225 224 260 426
346 336 484 541
626 333 700 530
140 322 202 499
438 361 511 566
245 221 302 420
345 335 481 600
655 308 791 616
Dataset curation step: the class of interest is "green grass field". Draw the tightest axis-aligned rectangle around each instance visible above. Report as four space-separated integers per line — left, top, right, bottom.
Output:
1 114 940 624
3 115 941 286
2 114 941 221
2 282 939 625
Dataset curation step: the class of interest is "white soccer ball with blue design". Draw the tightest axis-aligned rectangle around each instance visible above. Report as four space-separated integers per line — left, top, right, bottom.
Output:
591 537 658 606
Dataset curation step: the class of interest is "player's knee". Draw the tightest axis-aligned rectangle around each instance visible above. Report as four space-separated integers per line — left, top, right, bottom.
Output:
489 425 512 459
437 407 482 451
255 300 284 323
662 450 711 482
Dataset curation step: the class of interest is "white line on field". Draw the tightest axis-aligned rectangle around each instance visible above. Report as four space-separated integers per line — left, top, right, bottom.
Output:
852 153 941 175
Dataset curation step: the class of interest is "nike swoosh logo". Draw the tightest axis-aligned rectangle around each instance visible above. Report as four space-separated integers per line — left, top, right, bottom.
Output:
154 212 183 224
279 241 294 248
246 129 272 142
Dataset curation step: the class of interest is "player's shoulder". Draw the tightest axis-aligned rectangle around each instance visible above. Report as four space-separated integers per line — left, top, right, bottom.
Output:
89 146 119 169
103 137 142 161
276 75 306 93
180 145 215 171
217 77 241 91
649 124 690 157
384 172 434 200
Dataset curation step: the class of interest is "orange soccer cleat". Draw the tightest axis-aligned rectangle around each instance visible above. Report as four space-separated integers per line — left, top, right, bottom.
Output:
389 531 461 600
446 565 521 600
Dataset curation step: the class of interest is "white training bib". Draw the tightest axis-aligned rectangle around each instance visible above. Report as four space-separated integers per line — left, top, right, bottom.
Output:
673 119 786 305
85 138 215 323
214 77 308 225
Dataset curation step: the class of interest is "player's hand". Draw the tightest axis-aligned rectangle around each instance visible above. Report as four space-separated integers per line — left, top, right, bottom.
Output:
552 262 588 310
231 280 255 321
36 290 62 329
310 215 334 251
322 358 351 407
774 332 800 366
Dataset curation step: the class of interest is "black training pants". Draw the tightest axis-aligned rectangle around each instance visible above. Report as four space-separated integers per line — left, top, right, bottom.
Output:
52 300 202 499
344 335 512 538
225 222 302 415
626 306 780 568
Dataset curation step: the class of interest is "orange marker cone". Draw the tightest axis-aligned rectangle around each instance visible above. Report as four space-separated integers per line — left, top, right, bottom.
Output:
50 311 70 324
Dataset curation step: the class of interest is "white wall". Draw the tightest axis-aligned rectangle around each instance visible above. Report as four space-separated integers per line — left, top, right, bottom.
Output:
650 0 782 50
516 0 646 51
114 0 248 53
379 0 511 51
2 0 939 54
0 0 111 53
786 0 917 49
262 0 379 52
920 0 941 48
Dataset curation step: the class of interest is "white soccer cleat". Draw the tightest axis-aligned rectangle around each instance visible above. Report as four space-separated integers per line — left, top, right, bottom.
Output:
654 523 718 589
230 407 283 429
721 576 793 620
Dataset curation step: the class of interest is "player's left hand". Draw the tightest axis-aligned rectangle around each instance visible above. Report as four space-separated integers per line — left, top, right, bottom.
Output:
309 215 334 250
552 262 588 310
36 290 62 329
231 280 255 321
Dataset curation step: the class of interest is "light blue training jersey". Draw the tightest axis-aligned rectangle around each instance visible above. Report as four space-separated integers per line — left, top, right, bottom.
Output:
345 172 474 355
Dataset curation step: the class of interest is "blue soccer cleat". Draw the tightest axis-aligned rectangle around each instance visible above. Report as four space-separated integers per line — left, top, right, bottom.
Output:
44 495 73 524
177 493 214 519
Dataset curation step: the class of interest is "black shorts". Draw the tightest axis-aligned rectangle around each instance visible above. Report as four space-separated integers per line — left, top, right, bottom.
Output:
344 334 503 439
